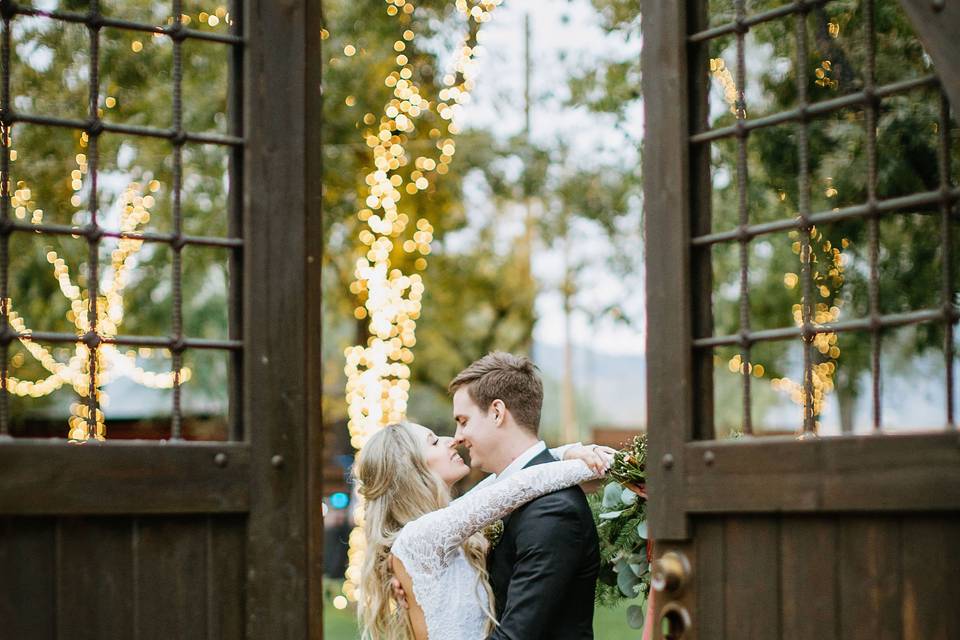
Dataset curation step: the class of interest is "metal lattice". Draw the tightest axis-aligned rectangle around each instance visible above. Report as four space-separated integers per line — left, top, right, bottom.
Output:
689 0 958 436
0 0 244 441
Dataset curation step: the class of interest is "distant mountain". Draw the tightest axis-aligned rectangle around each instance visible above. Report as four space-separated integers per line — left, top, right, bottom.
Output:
533 342 646 432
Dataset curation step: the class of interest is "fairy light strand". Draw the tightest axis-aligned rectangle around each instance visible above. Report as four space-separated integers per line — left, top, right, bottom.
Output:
340 0 501 605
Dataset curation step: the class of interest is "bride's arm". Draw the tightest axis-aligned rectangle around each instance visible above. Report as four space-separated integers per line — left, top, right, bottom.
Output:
394 459 600 573
463 443 609 495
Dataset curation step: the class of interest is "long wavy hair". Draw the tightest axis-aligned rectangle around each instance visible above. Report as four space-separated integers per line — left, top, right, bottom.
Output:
355 422 497 639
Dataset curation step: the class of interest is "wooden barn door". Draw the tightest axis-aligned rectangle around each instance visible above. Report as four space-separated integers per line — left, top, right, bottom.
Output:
0 1 324 638
644 0 960 638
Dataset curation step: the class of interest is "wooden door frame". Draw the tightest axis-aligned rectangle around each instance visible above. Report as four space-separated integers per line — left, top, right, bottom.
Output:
642 0 960 542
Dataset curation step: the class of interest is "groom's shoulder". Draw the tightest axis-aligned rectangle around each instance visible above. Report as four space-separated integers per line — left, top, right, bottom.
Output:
513 480 591 522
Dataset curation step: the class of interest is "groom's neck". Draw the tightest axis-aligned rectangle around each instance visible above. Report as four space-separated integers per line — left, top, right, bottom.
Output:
490 430 540 475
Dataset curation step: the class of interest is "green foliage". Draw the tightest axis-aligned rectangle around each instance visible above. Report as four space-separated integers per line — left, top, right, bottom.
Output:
590 434 650 618
321 0 540 427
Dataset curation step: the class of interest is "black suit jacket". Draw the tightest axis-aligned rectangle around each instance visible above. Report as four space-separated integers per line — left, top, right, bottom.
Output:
486 448 600 640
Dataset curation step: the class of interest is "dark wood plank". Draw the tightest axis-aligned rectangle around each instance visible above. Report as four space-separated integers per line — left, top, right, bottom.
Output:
57 517 134 640
0 517 56 639
724 517 780 640
208 516 247 640
243 0 311 636
837 517 902 640
0 441 250 515
780 517 837 640
901 515 960 640
695 517 725 639
685 433 960 513
135 516 207 640
642 0 693 541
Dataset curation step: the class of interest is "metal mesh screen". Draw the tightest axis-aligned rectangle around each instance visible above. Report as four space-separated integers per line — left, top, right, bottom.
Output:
0 0 243 441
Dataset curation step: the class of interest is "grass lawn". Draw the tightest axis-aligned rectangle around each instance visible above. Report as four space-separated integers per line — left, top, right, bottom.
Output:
323 580 640 639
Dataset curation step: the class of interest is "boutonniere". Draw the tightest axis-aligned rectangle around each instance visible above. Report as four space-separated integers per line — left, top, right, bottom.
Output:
482 519 504 548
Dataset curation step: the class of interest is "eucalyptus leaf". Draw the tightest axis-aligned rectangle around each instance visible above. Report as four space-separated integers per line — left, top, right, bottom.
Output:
617 565 641 597
636 520 648 539
602 482 625 508
626 604 646 629
620 488 638 506
599 510 623 520
629 557 648 577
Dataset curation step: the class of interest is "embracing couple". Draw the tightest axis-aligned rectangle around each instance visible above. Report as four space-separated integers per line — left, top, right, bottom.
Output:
356 351 617 640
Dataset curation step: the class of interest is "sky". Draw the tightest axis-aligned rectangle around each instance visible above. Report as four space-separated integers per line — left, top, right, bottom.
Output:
454 0 647 356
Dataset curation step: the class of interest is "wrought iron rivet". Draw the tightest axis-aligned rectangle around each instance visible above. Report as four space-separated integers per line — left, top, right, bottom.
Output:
271 454 285 469
703 450 715 466
172 130 188 146
87 225 105 243
214 452 228 468
662 453 674 469
81 330 102 348
261 355 269 365
307 255 315 263
932 0 945 11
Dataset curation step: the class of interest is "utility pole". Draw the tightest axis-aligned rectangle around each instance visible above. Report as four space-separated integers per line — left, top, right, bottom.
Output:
521 12 534 283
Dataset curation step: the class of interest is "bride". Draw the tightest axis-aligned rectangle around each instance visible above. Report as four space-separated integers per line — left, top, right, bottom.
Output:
355 422 611 640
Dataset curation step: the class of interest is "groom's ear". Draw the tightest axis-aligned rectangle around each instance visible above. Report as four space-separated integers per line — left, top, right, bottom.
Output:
490 399 506 427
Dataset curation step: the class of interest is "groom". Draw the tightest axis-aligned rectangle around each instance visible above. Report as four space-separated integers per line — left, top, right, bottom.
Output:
449 351 600 639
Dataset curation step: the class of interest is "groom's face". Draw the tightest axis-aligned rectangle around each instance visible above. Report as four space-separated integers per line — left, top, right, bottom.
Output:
452 387 499 473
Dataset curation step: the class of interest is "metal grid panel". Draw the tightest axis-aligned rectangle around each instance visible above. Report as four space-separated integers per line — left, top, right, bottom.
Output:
690 0 958 436
0 0 244 441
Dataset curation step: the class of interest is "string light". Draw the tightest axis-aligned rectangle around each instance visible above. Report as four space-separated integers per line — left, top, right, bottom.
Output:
4 131 191 441
340 0 501 605
710 58 745 118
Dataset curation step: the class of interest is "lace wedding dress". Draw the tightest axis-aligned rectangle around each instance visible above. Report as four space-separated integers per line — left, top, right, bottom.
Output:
391 459 596 640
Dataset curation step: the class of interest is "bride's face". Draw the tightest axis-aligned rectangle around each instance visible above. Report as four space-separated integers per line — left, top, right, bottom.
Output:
409 423 470 486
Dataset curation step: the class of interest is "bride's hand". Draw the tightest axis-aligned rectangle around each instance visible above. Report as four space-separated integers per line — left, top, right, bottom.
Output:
563 444 615 476
390 576 409 609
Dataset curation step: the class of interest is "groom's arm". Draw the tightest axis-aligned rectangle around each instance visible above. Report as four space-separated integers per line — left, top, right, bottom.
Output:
488 494 584 640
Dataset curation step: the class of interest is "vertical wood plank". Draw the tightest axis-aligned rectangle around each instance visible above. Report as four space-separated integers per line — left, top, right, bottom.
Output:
57 517 134 640
208 516 247 640
901 515 960 640
695 517 725 638
641 0 693 542
724 517 780 640
838 517 902 640
780 517 837 640
0 517 55 639
244 0 311 637
135 517 207 640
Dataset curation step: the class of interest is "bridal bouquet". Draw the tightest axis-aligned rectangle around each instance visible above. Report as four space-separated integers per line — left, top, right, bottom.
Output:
589 434 651 629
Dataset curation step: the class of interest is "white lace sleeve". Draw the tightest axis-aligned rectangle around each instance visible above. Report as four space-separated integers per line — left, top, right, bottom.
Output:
465 443 581 494
393 460 596 576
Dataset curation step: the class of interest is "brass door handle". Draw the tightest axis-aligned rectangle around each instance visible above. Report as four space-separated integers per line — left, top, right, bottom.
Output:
651 551 690 594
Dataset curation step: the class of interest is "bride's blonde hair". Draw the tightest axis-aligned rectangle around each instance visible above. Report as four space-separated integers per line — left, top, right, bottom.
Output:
355 422 496 639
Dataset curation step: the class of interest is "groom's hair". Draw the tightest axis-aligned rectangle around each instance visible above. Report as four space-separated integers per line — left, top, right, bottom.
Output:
448 352 543 434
